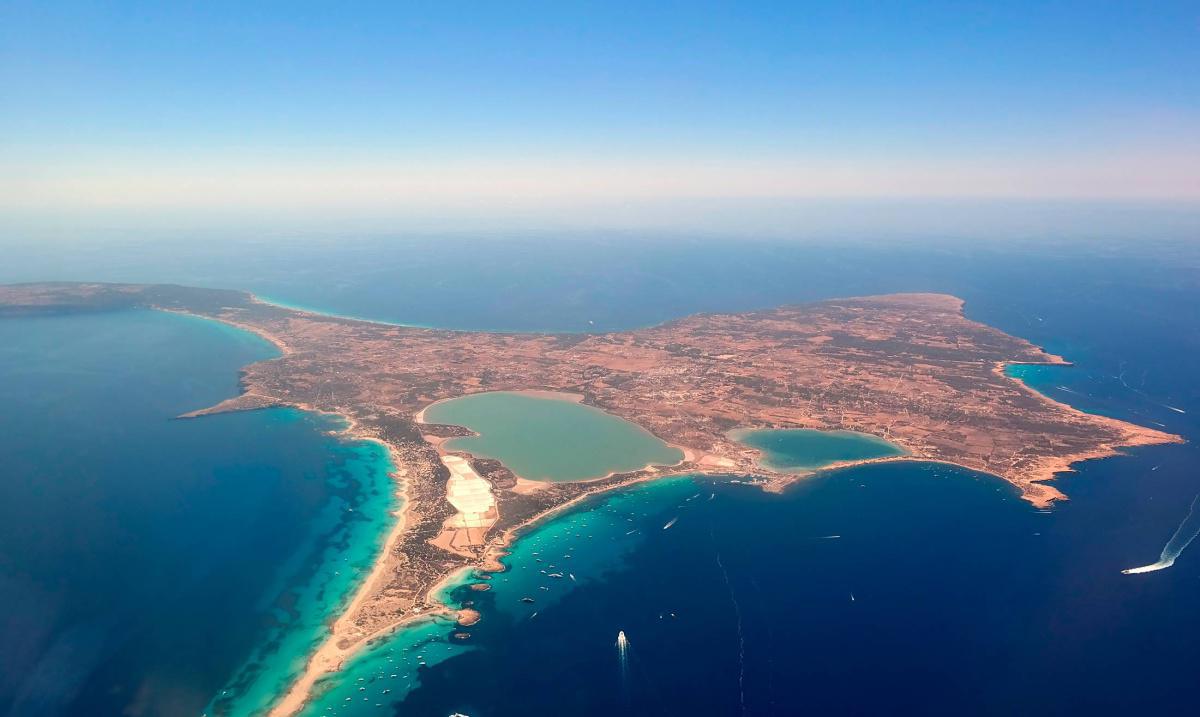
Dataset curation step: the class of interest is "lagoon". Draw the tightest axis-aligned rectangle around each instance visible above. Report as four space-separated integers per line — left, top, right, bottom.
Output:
731 427 905 471
422 391 682 482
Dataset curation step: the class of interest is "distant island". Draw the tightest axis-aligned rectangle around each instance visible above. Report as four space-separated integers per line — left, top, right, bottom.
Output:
0 282 1181 715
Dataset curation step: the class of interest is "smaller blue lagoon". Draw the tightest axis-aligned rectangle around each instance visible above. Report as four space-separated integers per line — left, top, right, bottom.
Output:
730 427 906 472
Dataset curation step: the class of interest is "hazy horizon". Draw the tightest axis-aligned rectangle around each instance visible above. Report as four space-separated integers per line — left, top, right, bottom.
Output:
3 198 1200 246
3 1 1197 238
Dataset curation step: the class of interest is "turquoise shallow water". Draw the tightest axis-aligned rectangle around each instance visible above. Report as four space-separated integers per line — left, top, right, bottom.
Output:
1003 363 1129 420
423 392 683 481
206 438 399 717
0 309 399 717
731 427 906 471
296 615 467 716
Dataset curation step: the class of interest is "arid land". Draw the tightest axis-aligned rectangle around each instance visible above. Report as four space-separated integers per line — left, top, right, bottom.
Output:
0 282 1182 715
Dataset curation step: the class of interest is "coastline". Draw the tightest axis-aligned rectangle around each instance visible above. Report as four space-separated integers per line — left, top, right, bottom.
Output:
252 294 434 331
7 285 1180 715
265 392 709 716
158 305 295 357
476 466 711 572
994 359 1186 505
112 306 414 717
263 435 415 717
155 307 427 717
172 310 1183 715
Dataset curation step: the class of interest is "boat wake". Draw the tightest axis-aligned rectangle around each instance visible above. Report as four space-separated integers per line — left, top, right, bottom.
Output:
711 528 747 717
1115 363 1187 415
1122 493 1200 574
616 630 629 682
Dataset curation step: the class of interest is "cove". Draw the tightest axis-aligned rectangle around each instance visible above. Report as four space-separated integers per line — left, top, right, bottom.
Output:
731 427 905 471
421 391 682 481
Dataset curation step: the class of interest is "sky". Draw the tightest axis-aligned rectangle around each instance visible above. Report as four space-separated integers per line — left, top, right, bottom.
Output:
2 1 1198 235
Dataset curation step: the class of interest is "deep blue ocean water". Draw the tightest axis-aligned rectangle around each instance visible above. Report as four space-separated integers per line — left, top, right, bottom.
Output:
3 236 1199 715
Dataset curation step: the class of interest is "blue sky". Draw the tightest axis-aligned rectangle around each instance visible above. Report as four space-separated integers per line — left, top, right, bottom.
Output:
2 1 1198 230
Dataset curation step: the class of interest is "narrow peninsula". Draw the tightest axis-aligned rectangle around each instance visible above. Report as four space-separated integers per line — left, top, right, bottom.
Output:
0 282 1181 715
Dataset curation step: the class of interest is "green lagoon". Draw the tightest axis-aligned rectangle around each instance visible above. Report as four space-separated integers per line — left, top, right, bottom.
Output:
732 427 906 471
421 391 682 481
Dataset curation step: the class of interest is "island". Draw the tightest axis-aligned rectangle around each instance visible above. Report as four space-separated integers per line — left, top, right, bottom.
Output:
0 281 1182 715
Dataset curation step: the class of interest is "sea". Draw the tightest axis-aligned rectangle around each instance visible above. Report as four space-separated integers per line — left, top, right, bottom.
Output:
1 235 1199 716
0 311 399 717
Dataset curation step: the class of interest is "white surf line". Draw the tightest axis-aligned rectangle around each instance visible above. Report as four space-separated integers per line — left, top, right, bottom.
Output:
1163 405 1186 414
1122 493 1200 574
